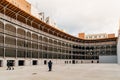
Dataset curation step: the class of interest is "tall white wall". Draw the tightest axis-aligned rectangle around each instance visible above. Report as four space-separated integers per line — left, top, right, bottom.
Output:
117 36 120 64
99 56 117 63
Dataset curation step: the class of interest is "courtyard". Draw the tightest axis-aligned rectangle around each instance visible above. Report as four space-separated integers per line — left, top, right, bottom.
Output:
0 64 120 80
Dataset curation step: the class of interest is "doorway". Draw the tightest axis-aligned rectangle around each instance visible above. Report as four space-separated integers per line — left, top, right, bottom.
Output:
32 60 37 65
91 61 93 63
44 60 47 65
72 60 75 64
97 61 99 63
0 60 2 67
18 60 24 66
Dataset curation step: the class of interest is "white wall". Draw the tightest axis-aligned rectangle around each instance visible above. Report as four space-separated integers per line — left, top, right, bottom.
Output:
31 6 39 18
99 56 117 63
31 6 44 21
117 36 120 64
45 17 57 27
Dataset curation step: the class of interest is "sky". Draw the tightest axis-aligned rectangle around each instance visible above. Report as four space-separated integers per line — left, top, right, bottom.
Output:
27 0 120 37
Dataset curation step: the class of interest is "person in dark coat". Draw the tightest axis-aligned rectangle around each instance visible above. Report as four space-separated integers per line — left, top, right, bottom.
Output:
7 61 10 70
10 61 14 70
48 60 53 71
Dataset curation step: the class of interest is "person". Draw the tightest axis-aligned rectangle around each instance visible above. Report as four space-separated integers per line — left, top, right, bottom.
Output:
48 60 53 71
10 61 14 70
7 61 10 70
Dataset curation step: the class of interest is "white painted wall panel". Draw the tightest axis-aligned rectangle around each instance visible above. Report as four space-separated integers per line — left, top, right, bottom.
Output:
99 56 117 63
117 37 120 64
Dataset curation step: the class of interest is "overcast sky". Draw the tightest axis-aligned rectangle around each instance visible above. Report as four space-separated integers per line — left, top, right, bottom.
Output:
27 0 120 37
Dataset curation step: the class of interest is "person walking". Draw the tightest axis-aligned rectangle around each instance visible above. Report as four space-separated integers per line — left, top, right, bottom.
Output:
11 61 14 70
48 60 53 71
7 61 10 70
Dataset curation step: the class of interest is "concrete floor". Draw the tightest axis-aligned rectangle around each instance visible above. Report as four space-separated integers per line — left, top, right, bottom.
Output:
0 64 120 80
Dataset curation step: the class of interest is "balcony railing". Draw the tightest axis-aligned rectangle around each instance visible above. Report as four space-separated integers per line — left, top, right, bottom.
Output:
4 44 16 48
4 30 16 36
32 48 39 51
17 34 25 38
0 43 3 46
0 28 4 33
17 46 27 49
26 37 31 40
32 38 38 42
0 13 4 17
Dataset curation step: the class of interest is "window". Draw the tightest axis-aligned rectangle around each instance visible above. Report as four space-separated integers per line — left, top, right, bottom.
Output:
94 36 97 38
89 36 92 39
86 36 88 39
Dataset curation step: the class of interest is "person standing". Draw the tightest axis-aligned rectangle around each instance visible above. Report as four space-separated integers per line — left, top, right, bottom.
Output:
48 60 53 71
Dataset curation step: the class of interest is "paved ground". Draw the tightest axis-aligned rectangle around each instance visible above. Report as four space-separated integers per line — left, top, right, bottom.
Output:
0 64 120 80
